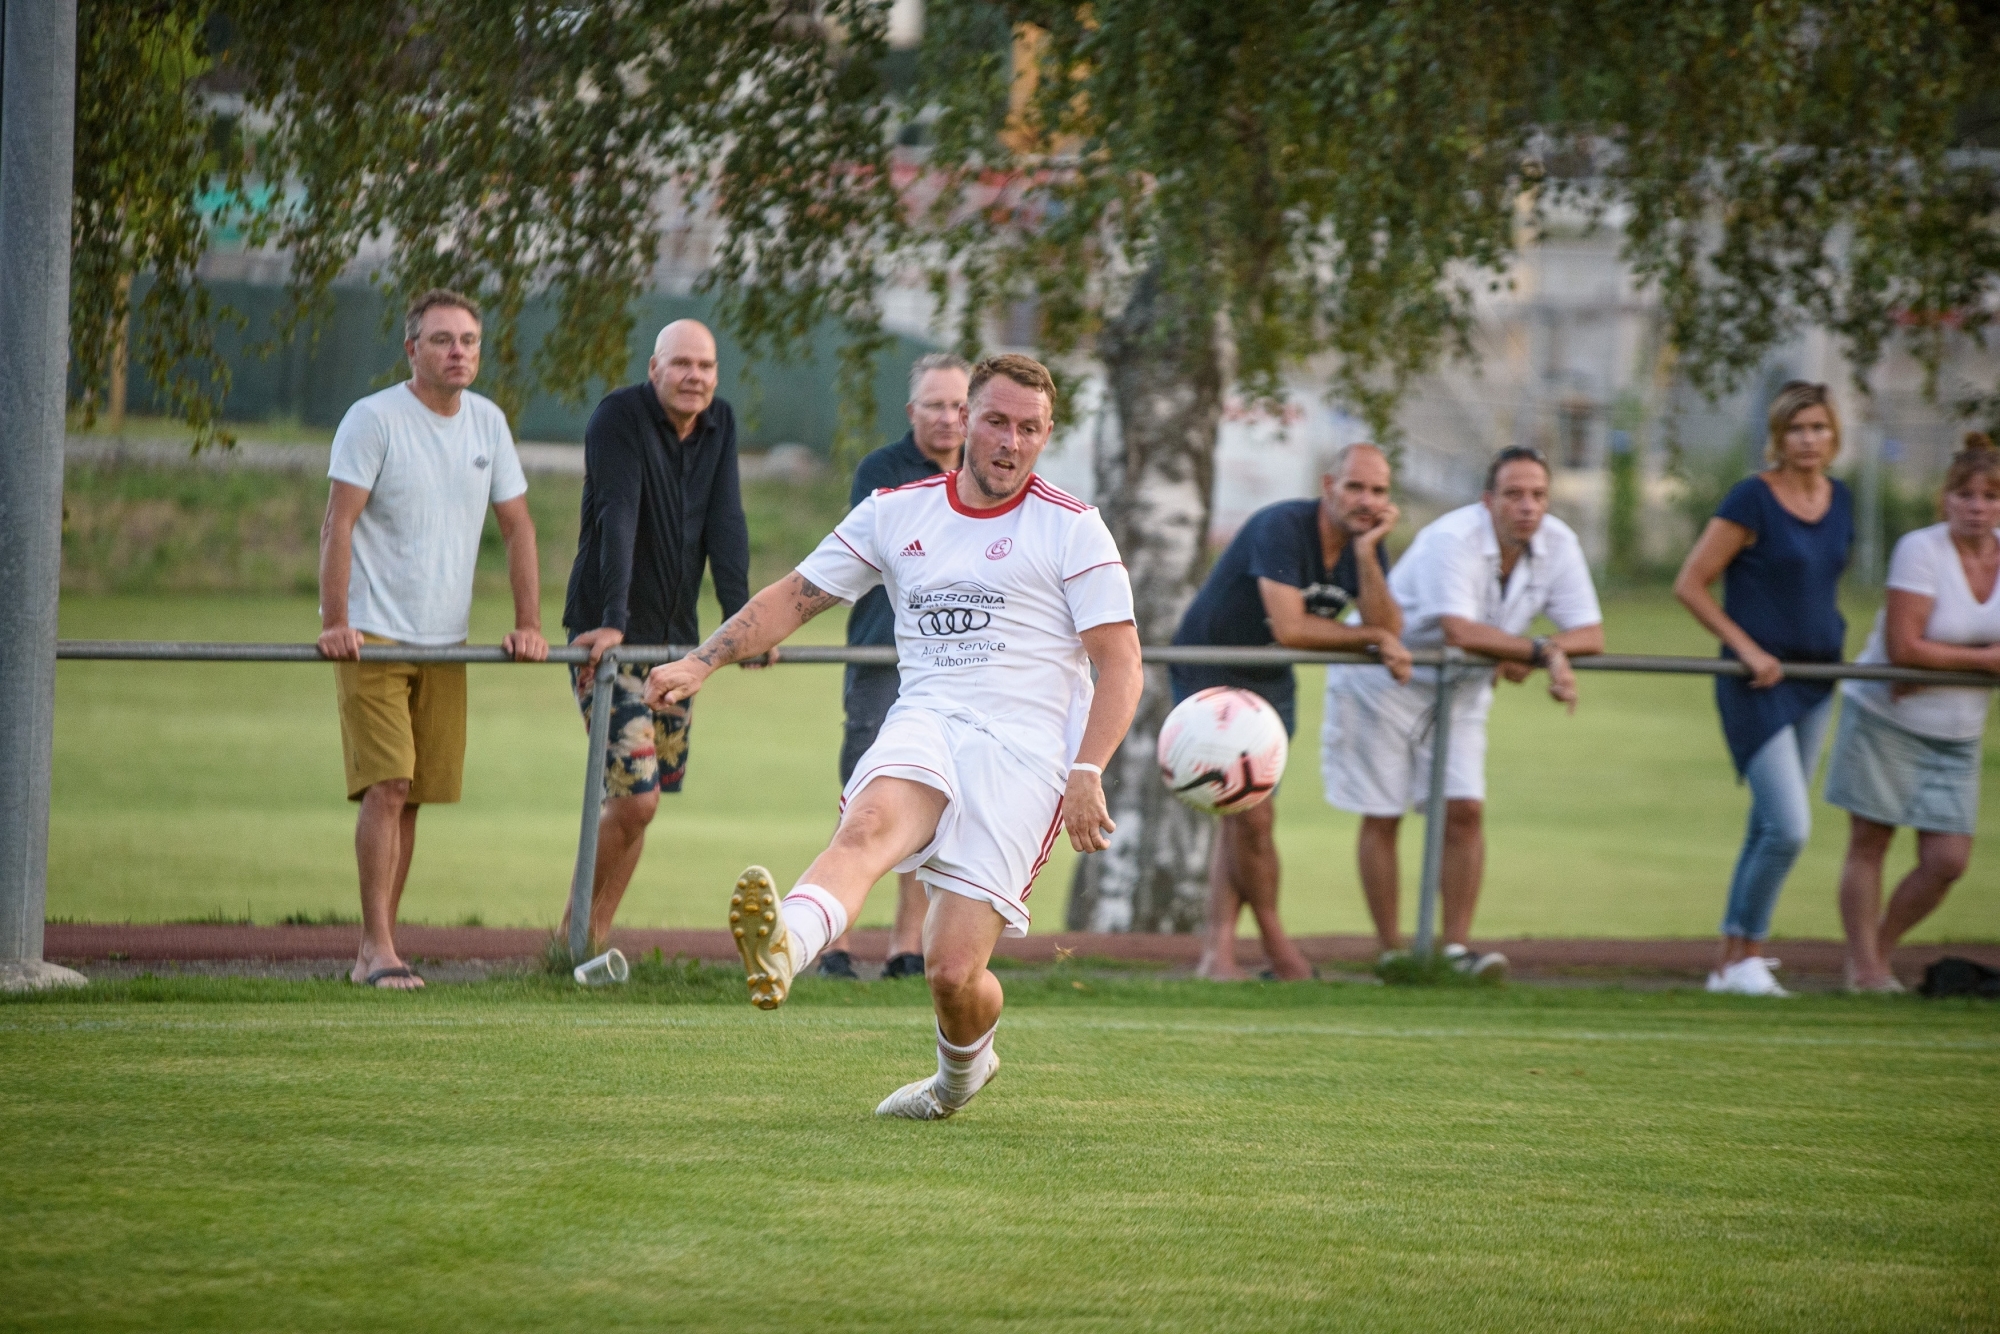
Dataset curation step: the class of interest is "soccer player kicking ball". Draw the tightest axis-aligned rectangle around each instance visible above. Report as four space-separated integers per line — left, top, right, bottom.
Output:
644 354 1142 1120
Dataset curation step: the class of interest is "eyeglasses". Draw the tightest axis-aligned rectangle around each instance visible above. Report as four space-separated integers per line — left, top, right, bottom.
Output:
424 332 481 349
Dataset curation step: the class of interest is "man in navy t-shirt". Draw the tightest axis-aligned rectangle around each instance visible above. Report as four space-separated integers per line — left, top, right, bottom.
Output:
817 353 970 981
1171 443 1411 980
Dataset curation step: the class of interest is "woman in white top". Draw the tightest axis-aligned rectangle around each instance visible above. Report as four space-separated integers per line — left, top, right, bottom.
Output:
1824 435 2000 991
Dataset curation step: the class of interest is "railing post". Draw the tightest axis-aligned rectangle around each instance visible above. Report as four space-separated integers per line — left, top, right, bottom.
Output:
566 652 620 963
1412 647 1461 962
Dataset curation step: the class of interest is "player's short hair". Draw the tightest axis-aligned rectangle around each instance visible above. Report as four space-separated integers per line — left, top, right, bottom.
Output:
404 288 481 343
1484 445 1550 492
968 353 1057 417
1326 442 1387 478
908 352 972 402
1764 380 1841 464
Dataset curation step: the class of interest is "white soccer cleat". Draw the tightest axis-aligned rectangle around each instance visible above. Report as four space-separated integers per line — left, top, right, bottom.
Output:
875 1051 999 1121
1710 955 1791 997
728 865 799 1010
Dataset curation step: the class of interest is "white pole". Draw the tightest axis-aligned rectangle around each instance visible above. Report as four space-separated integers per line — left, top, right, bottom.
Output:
1858 421 1885 588
566 656 620 964
1411 650 1460 961
0 0 86 992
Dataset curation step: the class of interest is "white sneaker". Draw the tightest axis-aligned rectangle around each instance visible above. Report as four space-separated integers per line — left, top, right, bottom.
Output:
1712 956 1791 997
875 1050 1000 1121
1443 943 1508 982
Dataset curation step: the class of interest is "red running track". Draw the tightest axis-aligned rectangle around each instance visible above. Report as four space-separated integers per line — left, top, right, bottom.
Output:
42 922 2000 978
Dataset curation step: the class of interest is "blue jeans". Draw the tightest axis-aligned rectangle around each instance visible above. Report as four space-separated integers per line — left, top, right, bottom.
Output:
1720 696 1834 940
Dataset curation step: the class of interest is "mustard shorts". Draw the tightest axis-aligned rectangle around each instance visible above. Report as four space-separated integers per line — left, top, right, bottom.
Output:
334 635 467 803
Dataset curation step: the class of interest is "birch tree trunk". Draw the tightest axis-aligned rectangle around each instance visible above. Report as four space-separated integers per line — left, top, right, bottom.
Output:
1067 269 1223 932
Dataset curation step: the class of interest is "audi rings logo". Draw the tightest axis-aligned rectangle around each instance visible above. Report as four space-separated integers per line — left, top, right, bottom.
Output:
918 606 992 636
908 580 1006 637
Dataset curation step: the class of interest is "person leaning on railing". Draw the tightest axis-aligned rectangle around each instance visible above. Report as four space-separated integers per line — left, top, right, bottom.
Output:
1674 381 1853 998
1170 442 1412 983
1322 446 1605 982
317 288 549 992
1825 434 2000 992
560 319 754 952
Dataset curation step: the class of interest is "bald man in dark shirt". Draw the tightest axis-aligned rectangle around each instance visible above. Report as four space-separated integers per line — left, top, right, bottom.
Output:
561 320 752 948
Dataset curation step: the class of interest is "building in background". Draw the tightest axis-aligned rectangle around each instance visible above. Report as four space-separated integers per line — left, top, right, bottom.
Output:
1037 197 1994 583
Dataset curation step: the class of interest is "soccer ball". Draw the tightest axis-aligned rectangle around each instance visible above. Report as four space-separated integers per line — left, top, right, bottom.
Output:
1157 687 1288 815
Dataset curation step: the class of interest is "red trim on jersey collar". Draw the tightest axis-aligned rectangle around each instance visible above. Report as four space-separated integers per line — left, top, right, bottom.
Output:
876 473 951 498
1028 477 1088 512
943 468 1035 519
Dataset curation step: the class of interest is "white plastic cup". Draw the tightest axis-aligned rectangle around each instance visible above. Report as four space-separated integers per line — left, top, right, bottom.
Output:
573 947 630 986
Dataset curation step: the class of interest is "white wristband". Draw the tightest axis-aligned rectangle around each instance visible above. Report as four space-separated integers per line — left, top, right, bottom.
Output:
1069 762 1102 776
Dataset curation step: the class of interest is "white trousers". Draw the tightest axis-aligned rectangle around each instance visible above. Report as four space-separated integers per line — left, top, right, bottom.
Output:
1320 666 1493 817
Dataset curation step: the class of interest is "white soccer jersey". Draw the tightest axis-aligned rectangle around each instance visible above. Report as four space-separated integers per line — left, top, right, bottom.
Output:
796 470 1135 792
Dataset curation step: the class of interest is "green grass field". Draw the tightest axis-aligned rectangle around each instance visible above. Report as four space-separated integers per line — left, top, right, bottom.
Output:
51 590 2000 941
59 458 849 597
3 976 1995 1332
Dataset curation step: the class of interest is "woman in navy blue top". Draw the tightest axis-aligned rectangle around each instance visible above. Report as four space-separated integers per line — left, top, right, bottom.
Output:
1674 381 1853 996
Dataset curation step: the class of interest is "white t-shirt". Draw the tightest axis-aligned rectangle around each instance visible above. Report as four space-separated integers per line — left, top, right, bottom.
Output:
1844 523 2000 739
326 383 528 646
796 471 1135 792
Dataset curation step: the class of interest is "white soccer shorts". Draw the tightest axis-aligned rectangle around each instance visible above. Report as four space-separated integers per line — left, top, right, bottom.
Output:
1320 666 1493 816
840 705 1064 937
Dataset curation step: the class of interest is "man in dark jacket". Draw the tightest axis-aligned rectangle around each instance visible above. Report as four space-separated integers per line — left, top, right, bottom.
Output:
562 319 751 946
816 352 970 981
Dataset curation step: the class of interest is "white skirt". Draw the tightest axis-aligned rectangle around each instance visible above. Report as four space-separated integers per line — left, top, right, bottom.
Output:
1823 701 1981 836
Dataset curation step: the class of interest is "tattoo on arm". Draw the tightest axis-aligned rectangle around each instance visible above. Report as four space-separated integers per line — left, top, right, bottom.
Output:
791 575 842 620
690 572 840 668
693 606 761 668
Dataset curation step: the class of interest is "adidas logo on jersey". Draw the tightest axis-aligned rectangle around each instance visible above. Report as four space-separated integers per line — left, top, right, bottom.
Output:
900 540 926 558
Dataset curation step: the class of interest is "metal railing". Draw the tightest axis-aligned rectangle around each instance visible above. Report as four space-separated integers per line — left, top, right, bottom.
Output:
55 640 2000 964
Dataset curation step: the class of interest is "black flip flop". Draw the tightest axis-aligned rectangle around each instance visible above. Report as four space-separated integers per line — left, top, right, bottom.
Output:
361 966 421 988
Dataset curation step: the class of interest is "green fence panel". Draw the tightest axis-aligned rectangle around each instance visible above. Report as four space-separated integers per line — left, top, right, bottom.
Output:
105 279 937 450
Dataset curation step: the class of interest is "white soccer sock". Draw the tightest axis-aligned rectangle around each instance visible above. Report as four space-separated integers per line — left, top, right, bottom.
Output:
779 884 847 970
935 1022 997 1107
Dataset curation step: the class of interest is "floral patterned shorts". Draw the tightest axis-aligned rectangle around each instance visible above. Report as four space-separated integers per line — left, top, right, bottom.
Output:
570 661 692 797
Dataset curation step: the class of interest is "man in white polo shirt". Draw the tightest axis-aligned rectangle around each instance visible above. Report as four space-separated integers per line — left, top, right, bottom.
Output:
1322 446 1604 978
317 289 548 990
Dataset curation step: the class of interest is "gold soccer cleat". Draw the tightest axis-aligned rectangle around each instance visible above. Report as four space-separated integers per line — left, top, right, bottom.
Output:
729 865 798 1010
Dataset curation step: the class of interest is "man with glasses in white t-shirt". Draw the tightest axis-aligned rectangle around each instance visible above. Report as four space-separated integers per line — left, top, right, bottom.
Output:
318 289 547 990
1321 446 1603 979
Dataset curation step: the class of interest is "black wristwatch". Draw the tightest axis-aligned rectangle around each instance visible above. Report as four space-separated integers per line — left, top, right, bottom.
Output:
1529 636 1552 668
